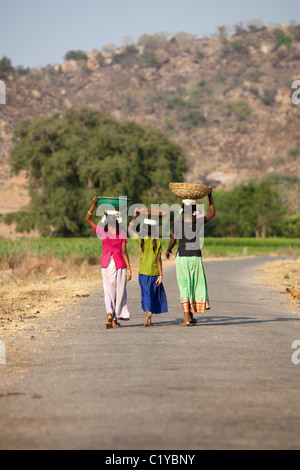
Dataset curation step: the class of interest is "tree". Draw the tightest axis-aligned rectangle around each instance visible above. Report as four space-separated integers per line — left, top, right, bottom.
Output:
101 43 117 54
8 107 186 237
216 24 232 38
204 180 285 238
0 56 14 77
274 29 292 48
245 19 266 32
63 50 88 61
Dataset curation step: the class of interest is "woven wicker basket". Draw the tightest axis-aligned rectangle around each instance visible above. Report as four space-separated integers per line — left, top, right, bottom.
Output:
169 182 212 200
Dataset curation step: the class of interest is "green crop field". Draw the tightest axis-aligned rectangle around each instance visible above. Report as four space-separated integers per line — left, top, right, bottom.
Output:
1 236 300 264
202 237 300 257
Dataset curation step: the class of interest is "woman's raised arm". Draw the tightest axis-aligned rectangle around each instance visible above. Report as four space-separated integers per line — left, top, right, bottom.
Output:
205 192 216 223
85 196 98 230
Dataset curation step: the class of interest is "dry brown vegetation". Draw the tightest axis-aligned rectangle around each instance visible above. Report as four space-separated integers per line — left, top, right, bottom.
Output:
256 258 300 307
0 252 141 339
0 255 97 337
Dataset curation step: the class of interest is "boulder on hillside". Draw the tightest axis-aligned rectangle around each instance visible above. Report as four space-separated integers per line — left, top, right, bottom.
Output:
31 89 42 99
61 59 78 73
86 58 99 71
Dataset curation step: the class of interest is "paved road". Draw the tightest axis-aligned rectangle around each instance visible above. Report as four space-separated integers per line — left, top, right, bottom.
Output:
1 257 300 450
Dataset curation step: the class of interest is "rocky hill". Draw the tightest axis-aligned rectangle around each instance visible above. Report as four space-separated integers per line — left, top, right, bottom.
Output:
0 23 300 237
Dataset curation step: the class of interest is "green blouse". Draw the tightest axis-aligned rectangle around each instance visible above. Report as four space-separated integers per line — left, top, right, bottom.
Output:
132 233 162 276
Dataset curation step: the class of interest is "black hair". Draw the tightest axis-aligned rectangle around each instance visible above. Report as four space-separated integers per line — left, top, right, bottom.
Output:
182 203 197 232
140 223 157 253
104 214 120 235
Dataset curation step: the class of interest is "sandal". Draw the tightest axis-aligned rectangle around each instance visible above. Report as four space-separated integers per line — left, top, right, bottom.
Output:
180 312 191 326
105 314 113 329
112 320 121 328
180 320 191 326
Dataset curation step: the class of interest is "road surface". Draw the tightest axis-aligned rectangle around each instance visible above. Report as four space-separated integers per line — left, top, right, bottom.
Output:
1 257 300 450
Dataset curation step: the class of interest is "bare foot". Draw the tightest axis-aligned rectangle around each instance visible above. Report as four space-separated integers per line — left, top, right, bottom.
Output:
189 312 197 324
144 311 153 327
180 312 190 326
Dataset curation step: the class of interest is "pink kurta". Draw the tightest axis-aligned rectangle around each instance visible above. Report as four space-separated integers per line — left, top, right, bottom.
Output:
94 225 127 268
94 225 130 321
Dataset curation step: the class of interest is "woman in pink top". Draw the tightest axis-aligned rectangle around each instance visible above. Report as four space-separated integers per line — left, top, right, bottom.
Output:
86 196 132 329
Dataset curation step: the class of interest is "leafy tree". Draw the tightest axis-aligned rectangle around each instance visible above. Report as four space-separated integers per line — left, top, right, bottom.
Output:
8 107 186 237
274 29 292 48
113 45 139 67
280 215 300 238
245 19 266 33
0 56 14 77
204 180 285 238
141 50 160 69
231 41 249 54
63 50 88 61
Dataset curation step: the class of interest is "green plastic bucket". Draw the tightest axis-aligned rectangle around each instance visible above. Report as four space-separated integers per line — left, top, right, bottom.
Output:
96 196 131 210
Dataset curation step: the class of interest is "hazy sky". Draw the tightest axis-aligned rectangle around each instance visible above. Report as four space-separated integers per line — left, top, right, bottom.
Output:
1 0 299 68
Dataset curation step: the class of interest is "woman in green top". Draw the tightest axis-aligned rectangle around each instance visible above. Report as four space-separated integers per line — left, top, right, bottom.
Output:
129 211 168 326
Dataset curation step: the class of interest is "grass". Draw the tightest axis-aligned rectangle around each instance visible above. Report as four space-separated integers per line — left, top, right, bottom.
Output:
203 237 300 257
1 236 300 265
0 236 144 263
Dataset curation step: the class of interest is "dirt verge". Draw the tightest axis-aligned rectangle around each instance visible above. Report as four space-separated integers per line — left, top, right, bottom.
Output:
256 258 300 308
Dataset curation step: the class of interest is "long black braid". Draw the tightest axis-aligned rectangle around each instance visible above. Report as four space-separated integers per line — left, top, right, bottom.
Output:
104 214 120 235
140 223 157 253
182 203 197 230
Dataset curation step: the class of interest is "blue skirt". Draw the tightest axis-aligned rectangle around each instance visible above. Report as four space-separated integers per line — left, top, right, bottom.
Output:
138 274 168 314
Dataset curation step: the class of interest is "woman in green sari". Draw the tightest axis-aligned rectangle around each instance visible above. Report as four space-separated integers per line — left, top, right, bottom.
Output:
166 192 215 325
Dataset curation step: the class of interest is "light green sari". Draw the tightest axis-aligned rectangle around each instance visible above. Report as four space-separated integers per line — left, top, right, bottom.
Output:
175 255 210 314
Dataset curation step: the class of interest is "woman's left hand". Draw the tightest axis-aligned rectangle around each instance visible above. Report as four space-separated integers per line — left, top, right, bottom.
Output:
127 270 132 282
156 276 162 286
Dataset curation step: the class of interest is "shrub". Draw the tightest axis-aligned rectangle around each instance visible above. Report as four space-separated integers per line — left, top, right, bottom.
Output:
260 88 276 106
64 50 88 61
221 100 252 120
231 40 249 54
113 45 139 67
0 56 14 77
275 29 292 48
156 95 188 110
246 19 266 33
178 107 207 129
141 50 160 69
289 147 300 158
